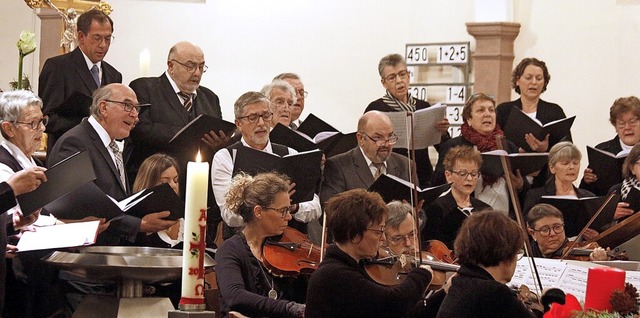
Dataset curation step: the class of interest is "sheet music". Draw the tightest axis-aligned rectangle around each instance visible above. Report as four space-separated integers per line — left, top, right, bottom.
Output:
625 270 640 289
413 103 447 149
16 221 100 252
385 111 412 149
510 257 568 291
556 264 589 301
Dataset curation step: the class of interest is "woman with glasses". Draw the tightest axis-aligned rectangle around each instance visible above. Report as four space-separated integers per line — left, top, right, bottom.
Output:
215 172 306 318
522 142 599 240
496 58 570 188
365 53 450 187
526 204 607 260
423 146 490 250
580 96 640 196
437 210 533 318
305 189 433 318
432 93 525 215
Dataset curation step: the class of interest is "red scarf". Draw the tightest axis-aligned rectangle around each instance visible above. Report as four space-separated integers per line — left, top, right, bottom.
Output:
460 122 505 186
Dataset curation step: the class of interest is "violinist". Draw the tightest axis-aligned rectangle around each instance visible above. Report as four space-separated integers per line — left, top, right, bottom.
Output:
423 146 490 250
215 172 305 318
437 211 535 318
305 189 433 318
526 203 607 261
608 142 640 221
523 142 600 241
383 200 416 256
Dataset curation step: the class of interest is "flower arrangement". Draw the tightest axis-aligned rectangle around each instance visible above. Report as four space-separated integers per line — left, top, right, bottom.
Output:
544 284 640 318
14 31 37 90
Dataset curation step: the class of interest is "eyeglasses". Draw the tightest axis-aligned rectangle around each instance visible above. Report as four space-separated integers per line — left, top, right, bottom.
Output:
13 116 49 130
90 34 115 44
262 205 292 219
361 132 399 146
237 112 273 123
516 249 525 260
272 99 293 108
449 170 480 179
531 223 564 237
388 231 415 245
366 227 386 237
615 117 640 129
171 59 208 73
295 89 308 98
104 99 150 113
383 70 409 82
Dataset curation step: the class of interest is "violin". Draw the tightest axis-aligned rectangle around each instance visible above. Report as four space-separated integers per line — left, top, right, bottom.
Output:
557 241 628 261
262 227 322 277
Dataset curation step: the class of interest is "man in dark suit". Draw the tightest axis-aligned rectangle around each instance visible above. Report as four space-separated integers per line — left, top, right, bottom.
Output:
321 111 411 205
39 9 122 152
124 41 225 182
48 84 177 246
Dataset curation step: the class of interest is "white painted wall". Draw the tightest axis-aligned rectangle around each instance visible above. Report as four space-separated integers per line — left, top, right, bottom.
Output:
2 0 640 174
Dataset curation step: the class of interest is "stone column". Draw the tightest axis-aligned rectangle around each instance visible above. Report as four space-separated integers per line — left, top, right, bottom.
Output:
36 7 63 73
466 22 520 105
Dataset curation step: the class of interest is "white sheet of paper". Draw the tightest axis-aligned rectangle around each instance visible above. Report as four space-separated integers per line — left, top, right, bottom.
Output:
16 220 100 252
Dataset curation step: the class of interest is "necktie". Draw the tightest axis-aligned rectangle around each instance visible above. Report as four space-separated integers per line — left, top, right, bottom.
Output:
109 140 127 189
177 92 194 114
372 162 385 180
90 64 101 87
289 121 298 130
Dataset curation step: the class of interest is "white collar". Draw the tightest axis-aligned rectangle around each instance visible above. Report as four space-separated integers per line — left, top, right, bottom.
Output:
165 71 198 97
359 146 386 169
88 116 113 149
80 49 101 70
0 140 36 169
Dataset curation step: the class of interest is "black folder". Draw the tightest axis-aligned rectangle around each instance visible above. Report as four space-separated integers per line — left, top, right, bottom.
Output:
268 123 319 152
297 113 338 139
17 151 96 217
368 174 450 205
539 194 619 237
586 146 628 195
168 114 237 150
231 146 322 203
51 91 92 117
123 183 184 221
504 108 575 152
297 114 357 158
480 150 549 177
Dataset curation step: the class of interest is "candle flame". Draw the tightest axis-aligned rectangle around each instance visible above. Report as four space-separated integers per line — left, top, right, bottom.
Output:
196 151 202 162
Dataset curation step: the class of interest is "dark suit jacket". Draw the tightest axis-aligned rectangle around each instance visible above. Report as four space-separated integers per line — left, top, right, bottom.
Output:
47 118 139 245
124 73 222 178
320 147 411 205
39 47 122 151
579 135 623 196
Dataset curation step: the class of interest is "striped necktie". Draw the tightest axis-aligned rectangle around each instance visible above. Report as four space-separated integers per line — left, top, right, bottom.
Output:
177 92 194 114
372 162 385 179
109 140 127 189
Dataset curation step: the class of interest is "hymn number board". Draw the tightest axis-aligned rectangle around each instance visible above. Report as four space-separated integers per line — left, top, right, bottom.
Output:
405 42 472 138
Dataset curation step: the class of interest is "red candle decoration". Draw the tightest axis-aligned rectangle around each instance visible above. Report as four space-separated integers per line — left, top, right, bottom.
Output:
584 267 626 311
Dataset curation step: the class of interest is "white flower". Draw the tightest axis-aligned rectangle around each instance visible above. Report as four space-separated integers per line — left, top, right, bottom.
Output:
17 31 36 56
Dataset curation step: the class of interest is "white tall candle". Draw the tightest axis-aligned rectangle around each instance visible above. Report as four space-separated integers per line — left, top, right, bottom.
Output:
139 49 150 77
180 151 209 310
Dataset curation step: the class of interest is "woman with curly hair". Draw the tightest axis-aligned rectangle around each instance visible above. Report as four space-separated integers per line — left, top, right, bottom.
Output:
215 172 305 318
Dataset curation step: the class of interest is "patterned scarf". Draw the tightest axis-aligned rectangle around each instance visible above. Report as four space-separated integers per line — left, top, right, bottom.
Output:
460 122 505 186
620 176 640 200
381 90 416 112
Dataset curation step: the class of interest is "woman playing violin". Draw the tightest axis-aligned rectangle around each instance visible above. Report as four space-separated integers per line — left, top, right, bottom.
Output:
526 203 607 261
437 211 535 318
215 172 305 318
305 189 433 318
423 146 491 250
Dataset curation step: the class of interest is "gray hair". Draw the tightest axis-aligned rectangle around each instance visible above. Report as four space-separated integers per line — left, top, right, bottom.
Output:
233 91 270 118
260 79 297 108
90 85 114 119
548 141 581 167
386 200 413 230
273 72 301 81
0 90 43 123
378 53 406 77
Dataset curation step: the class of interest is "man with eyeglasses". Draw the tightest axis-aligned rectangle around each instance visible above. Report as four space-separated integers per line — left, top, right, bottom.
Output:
321 111 411 205
39 9 122 153
365 53 450 188
211 92 321 237
273 73 307 130
383 201 418 256
260 80 295 128
125 41 224 184
49 84 177 246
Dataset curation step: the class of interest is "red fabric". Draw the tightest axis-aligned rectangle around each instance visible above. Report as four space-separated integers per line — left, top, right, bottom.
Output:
543 293 583 318
460 122 505 186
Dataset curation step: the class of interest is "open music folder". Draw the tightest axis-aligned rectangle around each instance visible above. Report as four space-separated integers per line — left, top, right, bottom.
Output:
586 146 629 195
16 220 100 252
385 103 447 150
504 108 575 152
539 194 619 237
296 113 357 158
368 174 450 204
231 146 323 204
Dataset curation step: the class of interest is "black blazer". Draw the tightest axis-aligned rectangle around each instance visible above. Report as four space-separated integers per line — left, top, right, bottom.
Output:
124 73 222 178
48 118 139 245
39 47 122 151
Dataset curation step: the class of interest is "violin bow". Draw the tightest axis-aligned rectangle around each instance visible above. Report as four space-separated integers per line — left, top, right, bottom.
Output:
400 111 423 264
495 135 544 293
320 211 327 262
560 192 616 261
